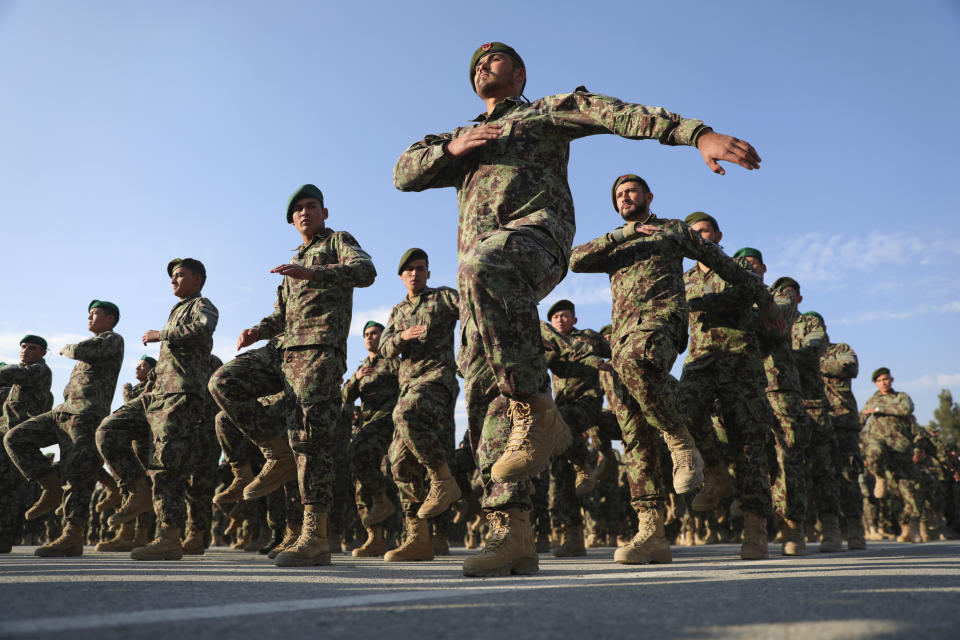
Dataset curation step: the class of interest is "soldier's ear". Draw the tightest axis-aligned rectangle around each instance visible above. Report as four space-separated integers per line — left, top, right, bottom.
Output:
322 207 329 221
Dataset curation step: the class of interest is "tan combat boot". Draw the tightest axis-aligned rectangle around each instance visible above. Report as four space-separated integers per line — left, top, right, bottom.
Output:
897 519 920 543
662 429 705 495
740 512 769 560
352 526 387 557
244 436 297 501
383 516 434 562
95 520 136 552
691 465 732 511
462 508 539 577
417 463 462 519
819 514 843 552
490 393 573 483
268 521 302 559
35 523 84 557
535 529 551 553
95 475 121 514
107 477 153 527
847 518 867 550
873 476 886 499
26 470 63 521
781 518 807 556
361 491 396 527
465 514 484 549
275 507 331 566
552 524 587 557
131 525 183 561
614 507 672 565
213 463 254 507
181 526 207 555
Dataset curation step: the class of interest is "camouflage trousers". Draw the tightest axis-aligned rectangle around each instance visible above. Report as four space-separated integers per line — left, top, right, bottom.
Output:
458 227 564 511
328 404 355 536
349 416 394 513
281 346 346 509
862 427 921 520
389 382 457 515
4 410 104 526
803 399 841 520
185 417 221 534
96 393 202 529
763 389 809 524
530 468 551 539
0 440 24 536
833 424 865 522
681 356 773 518
548 398 601 528
266 479 304 528
207 341 286 446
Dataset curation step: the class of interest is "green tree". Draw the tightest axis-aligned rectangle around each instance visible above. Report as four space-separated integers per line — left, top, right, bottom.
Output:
929 389 960 445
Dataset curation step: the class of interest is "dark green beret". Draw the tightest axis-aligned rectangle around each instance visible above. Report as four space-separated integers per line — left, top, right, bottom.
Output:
733 247 763 263
20 334 47 349
547 299 575 319
167 257 206 279
802 311 824 324
89 299 120 323
363 321 385 333
772 276 800 293
600 324 612 337
611 174 649 212
140 355 157 367
286 184 324 223
871 367 891 382
398 248 428 275
470 42 525 92
684 211 720 232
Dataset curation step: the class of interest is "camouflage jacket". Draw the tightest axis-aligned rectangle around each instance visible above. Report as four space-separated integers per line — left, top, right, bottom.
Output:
683 257 763 371
257 228 376 352
860 389 920 451
58 330 124 417
154 293 218 397
379 286 460 392
122 380 149 404
570 215 772 352
342 353 400 426
545 326 609 408
394 91 710 265
820 342 860 428
0 359 53 430
753 284 803 393
790 312 828 401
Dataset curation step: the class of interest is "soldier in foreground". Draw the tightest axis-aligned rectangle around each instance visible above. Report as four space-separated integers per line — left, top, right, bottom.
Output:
97 260 218 560
394 41 762 577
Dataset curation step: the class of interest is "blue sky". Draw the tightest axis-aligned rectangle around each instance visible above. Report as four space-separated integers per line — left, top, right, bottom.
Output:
1 0 958 444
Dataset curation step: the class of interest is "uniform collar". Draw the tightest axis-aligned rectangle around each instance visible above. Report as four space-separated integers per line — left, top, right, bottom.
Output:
471 96 527 123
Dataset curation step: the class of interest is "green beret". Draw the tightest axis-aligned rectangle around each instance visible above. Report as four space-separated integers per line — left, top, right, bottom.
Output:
600 324 612 337
398 248 428 275
871 367 891 382
20 334 47 349
802 311 824 325
140 355 157 367
611 174 649 212
547 299 575 319
470 42 525 92
684 211 720 232
733 247 763 263
89 299 120 324
363 321 384 333
286 184 324 223
772 276 800 293
167 258 206 279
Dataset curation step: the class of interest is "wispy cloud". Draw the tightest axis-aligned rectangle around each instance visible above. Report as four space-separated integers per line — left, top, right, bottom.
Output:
349 306 393 336
899 373 960 390
833 301 960 325
540 283 612 310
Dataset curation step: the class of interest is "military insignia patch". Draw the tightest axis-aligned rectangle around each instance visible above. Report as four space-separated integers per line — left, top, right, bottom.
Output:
481 43 492 51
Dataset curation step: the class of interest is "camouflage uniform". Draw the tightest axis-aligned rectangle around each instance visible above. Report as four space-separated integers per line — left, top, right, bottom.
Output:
569 216 773 505
379 286 460 515
6 332 123 526
342 351 400 516
184 354 224 538
0 360 53 543
820 341 863 524
97 294 217 529
860 389 922 521
679 259 774 518
395 90 712 511
254 228 376 509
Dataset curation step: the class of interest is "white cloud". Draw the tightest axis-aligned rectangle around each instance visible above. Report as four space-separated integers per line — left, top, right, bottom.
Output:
900 373 960 390
349 306 393 336
834 301 960 325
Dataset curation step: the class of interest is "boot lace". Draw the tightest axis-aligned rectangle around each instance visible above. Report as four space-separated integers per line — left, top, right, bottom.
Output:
631 510 658 545
504 402 533 452
479 512 510 554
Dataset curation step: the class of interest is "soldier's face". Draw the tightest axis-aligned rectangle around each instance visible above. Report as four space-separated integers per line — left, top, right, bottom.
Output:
875 374 893 394
690 220 722 245
474 53 524 98
87 307 115 335
400 259 429 296
19 343 46 364
616 182 653 221
135 359 153 382
363 327 382 353
744 257 766 280
291 198 328 240
171 266 203 299
550 310 576 335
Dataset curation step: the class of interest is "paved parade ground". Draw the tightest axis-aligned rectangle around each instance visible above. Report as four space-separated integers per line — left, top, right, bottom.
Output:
2 541 959 639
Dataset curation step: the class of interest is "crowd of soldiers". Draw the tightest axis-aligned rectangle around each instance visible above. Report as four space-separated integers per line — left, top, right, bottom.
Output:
2 42 958 576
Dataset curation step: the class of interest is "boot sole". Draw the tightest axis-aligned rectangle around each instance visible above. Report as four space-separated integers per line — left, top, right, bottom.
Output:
613 555 672 565
131 552 183 561
489 426 573 483
243 468 297 501
275 553 332 567
463 557 539 577
35 549 82 557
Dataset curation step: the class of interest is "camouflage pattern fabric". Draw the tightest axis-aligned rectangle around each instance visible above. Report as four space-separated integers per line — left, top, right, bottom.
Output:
0 360 53 429
154 294 217 396
820 341 863 521
208 340 286 446
185 354 225 535
57 330 125 417
861 389 922 520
